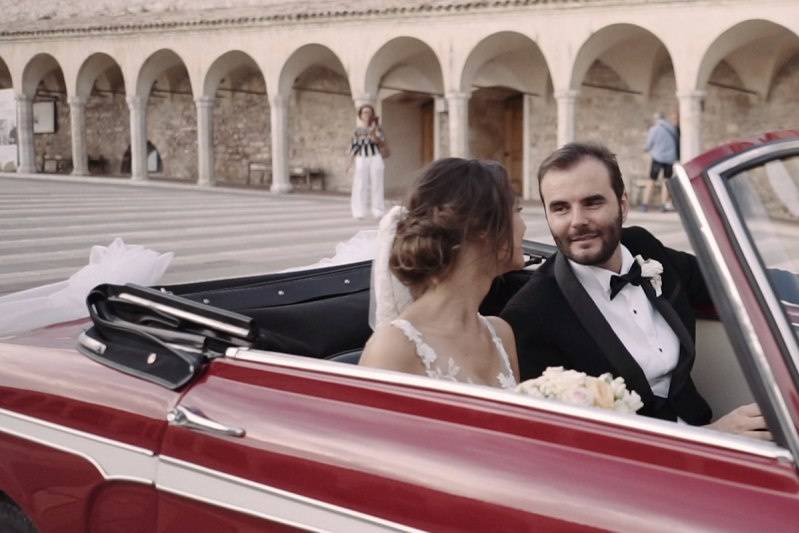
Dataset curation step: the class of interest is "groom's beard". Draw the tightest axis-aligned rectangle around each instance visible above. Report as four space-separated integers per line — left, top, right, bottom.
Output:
552 206 623 267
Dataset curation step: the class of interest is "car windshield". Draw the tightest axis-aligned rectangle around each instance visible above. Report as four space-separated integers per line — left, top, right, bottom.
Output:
726 154 799 337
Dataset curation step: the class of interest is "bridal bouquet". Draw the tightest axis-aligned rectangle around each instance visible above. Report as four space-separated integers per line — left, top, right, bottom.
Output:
516 366 643 414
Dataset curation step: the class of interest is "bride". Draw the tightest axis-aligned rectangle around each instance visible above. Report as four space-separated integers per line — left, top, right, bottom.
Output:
360 158 525 389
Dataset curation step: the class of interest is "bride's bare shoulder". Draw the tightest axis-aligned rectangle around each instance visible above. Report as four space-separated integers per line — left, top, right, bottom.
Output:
359 324 424 374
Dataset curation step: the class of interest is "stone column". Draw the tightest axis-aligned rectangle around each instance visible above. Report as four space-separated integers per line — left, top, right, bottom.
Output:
522 93 533 200
433 96 447 160
554 89 579 147
269 94 291 193
195 96 215 187
677 90 705 161
446 91 470 158
126 96 148 181
15 94 35 174
69 96 89 176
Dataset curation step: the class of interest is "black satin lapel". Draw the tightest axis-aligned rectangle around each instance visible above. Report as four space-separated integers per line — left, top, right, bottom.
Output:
553 253 655 404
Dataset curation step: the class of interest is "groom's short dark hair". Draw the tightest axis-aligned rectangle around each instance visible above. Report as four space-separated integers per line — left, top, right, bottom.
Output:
537 142 625 201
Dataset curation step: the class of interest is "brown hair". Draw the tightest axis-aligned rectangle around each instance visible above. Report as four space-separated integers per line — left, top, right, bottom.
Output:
357 104 377 125
537 142 625 201
390 158 516 289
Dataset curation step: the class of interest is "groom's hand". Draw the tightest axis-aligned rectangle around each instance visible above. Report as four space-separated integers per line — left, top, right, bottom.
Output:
706 403 772 441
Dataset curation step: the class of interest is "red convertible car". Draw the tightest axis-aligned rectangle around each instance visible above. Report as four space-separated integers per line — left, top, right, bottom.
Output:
1 132 799 532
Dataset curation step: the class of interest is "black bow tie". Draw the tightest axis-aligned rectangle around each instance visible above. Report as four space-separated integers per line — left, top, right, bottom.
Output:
609 261 643 300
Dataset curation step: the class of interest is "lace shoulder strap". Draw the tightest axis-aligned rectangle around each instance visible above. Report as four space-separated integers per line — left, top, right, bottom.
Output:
390 318 439 372
480 316 516 388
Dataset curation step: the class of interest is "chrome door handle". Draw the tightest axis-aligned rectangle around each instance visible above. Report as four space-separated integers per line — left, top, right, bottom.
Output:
167 405 245 438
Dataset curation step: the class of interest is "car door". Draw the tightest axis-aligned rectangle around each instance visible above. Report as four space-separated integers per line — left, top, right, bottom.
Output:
154 346 799 532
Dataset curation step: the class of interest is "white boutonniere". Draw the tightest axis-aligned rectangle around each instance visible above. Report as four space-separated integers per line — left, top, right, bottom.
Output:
634 255 663 297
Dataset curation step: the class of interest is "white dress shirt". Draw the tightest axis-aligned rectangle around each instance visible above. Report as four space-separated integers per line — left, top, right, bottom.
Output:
569 245 680 398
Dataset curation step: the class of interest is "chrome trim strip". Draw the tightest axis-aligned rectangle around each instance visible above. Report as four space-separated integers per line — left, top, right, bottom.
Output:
225 347 792 461
117 292 251 338
158 455 424 533
672 163 799 458
0 407 156 484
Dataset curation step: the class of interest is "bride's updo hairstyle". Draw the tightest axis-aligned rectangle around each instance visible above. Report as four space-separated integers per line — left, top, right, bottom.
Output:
390 158 516 289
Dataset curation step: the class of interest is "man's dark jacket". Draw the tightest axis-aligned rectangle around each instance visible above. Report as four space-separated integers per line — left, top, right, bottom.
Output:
500 226 713 425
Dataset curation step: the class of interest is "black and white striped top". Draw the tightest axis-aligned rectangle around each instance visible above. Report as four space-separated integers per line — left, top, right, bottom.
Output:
350 126 384 157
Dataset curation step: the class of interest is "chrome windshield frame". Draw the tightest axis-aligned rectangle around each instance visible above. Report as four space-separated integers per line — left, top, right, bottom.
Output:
669 141 799 459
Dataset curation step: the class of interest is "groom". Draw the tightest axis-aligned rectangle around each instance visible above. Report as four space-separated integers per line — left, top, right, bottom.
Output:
502 142 767 435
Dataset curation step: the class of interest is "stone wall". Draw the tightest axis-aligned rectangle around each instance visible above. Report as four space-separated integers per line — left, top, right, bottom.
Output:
144 75 197 180
86 92 129 175
576 60 678 193
33 99 71 171
289 65 353 192
213 76 269 185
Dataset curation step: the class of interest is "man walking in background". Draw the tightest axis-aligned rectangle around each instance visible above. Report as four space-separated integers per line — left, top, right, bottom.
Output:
642 111 679 212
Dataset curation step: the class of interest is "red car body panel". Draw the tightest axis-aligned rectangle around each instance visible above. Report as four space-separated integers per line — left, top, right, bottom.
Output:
1 132 799 531
161 358 799 531
0 320 178 531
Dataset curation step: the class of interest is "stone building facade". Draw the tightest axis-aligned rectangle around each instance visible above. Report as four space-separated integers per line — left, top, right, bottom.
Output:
0 0 798 199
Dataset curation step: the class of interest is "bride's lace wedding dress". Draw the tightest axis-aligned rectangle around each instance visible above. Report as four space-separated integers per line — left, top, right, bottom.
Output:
390 315 518 390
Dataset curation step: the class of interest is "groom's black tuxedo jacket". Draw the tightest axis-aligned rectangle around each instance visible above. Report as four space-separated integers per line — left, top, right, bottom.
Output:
501 226 713 425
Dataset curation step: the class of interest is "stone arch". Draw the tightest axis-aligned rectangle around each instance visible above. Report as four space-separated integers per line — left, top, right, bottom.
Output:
202 50 269 185
699 20 799 152
76 53 124 100
0 57 14 171
202 50 264 98
459 31 554 197
21 53 71 174
363 37 444 195
570 24 676 197
21 53 65 96
460 31 551 96
135 48 194 97
364 36 443 99
277 43 348 97
570 23 672 95
0 56 12 89
133 49 196 180
74 53 128 176
275 43 353 192
696 19 799 97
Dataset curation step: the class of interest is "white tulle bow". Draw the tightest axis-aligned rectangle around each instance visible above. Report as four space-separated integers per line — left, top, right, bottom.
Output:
0 238 173 335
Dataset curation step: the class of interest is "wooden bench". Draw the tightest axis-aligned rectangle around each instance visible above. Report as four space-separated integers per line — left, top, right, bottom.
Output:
247 160 272 187
289 166 325 191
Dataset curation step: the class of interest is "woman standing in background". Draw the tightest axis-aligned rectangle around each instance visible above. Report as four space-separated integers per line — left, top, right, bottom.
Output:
348 104 386 220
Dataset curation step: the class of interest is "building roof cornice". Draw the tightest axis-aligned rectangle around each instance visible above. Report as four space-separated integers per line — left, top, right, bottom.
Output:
0 0 693 40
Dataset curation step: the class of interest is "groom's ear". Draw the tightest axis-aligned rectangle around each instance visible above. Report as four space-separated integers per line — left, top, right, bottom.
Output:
620 192 629 223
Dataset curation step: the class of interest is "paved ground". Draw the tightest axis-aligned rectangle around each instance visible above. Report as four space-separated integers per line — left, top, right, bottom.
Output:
0 174 691 296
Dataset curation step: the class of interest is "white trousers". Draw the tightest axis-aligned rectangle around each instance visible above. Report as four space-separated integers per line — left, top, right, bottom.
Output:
351 154 385 219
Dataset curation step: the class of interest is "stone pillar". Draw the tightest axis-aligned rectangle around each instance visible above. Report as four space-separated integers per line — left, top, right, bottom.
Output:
69 96 89 176
433 96 447 160
269 94 291 193
195 96 215 187
677 90 705 161
446 91 470 158
522 93 533 200
555 90 579 147
15 94 35 174
126 96 148 181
